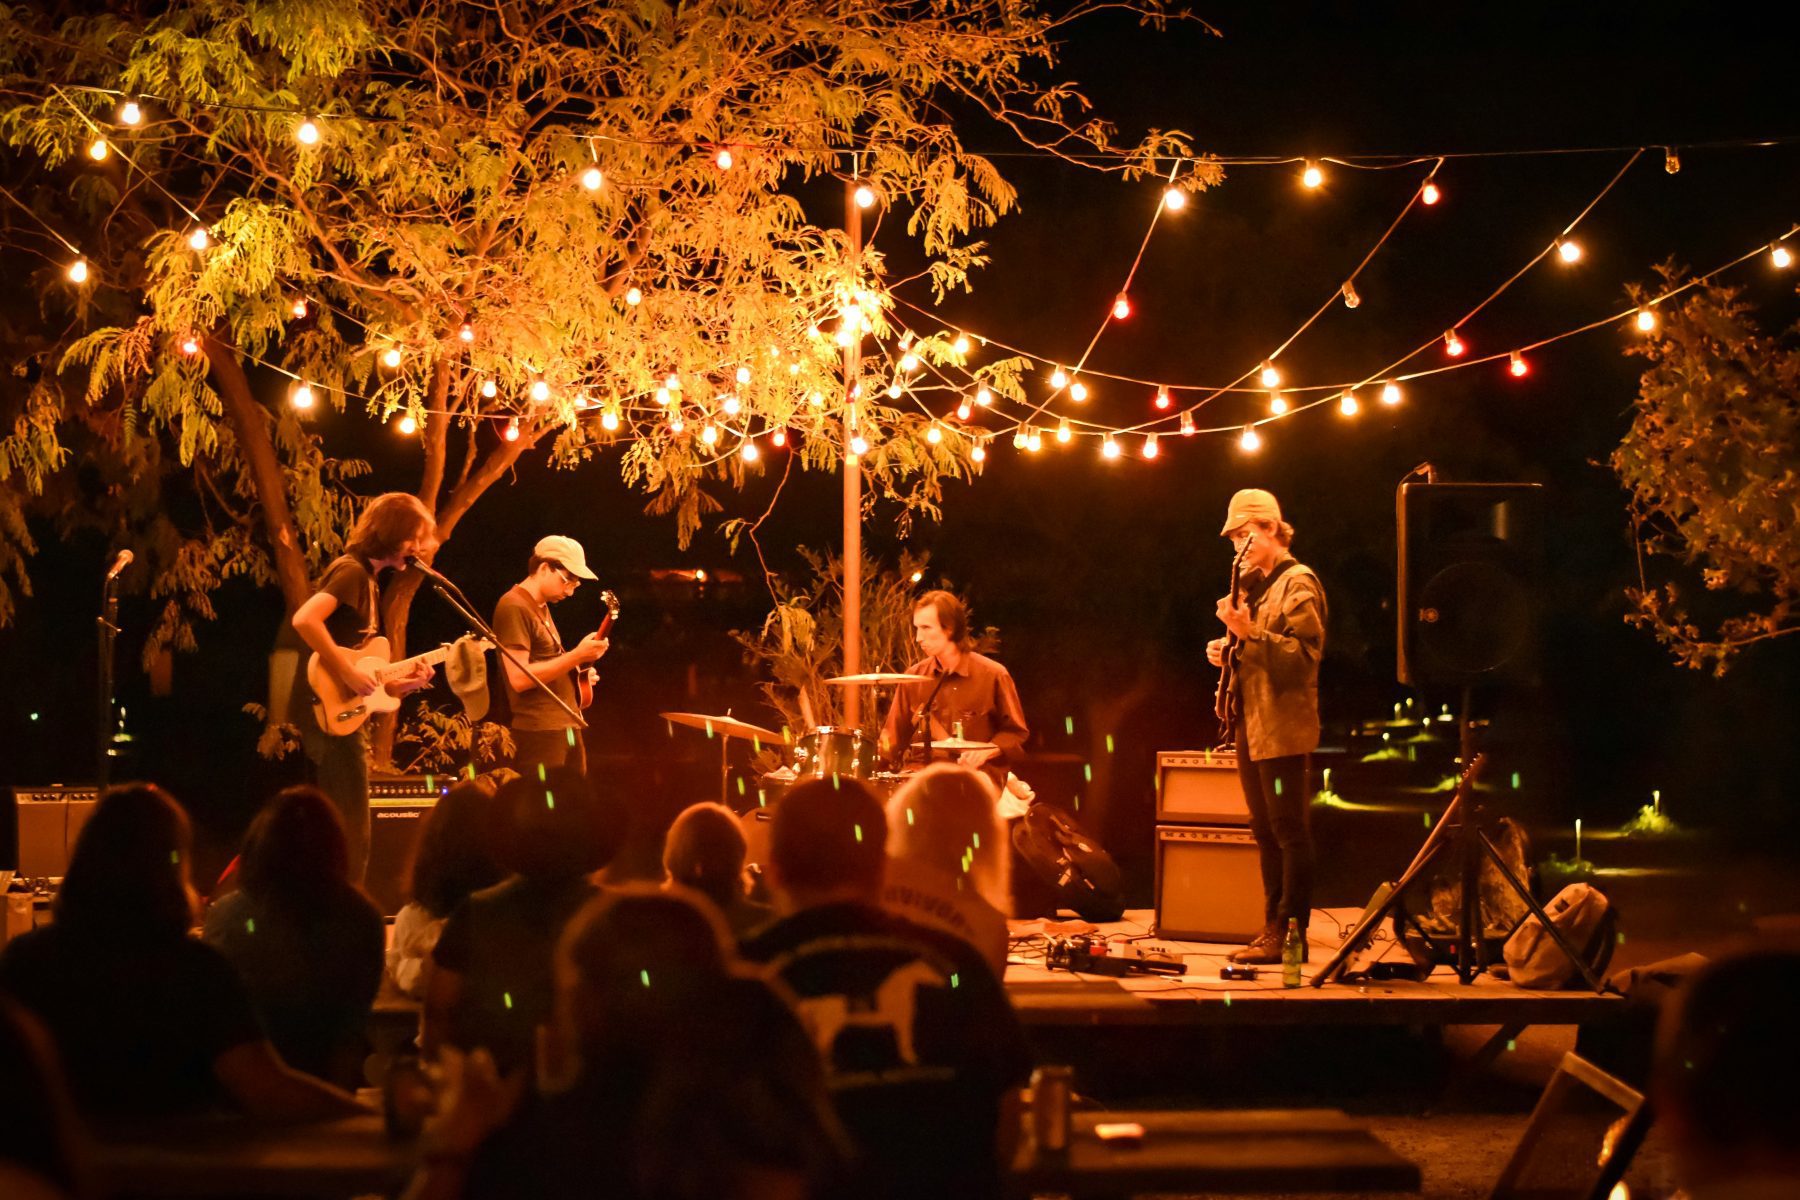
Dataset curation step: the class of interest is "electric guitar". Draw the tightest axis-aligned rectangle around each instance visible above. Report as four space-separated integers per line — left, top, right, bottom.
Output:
1212 533 1255 736
308 636 493 736
574 589 620 710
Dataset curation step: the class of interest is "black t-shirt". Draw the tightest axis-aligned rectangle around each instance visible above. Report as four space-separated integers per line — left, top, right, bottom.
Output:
203 885 385 1081
315 554 380 649
740 902 1032 1200
0 925 264 1119
431 874 600 1071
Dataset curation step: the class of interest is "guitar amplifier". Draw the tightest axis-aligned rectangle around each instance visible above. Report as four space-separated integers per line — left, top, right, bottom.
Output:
1153 824 1264 944
8 786 101 878
366 775 449 916
1155 750 1248 824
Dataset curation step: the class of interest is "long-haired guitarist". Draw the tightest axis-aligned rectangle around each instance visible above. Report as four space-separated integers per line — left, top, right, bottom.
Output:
1205 489 1328 965
290 492 439 882
492 535 609 777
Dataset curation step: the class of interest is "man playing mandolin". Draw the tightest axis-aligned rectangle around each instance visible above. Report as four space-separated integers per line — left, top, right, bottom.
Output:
493 535 609 777
1206 489 1328 965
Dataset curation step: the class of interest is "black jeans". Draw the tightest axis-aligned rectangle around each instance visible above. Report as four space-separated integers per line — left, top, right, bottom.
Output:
511 727 588 780
1234 725 1313 932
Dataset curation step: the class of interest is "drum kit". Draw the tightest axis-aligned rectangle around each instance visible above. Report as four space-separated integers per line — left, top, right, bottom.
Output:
659 671 997 807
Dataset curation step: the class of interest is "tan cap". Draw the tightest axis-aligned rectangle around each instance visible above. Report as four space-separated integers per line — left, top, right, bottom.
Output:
533 534 597 580
1220 488 1282 536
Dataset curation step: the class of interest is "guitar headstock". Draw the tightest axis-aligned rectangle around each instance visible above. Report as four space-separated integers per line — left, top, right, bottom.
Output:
600 589 620 620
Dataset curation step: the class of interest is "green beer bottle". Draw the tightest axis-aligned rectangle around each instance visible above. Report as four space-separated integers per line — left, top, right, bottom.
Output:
1282 917 1304 988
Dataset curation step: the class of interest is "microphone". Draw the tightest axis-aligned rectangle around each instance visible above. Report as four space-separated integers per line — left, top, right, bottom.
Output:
104 549 133 582
405 555 450 583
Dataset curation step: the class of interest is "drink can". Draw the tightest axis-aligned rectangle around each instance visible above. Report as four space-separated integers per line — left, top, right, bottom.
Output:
1031 1064 1073 1154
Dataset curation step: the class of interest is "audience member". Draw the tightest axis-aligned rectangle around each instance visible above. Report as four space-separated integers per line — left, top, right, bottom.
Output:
741 778 1031 1200
662 802 775 940
424 768 623 1072
883 765 1011 974
390 776 509 997
404 888 845 1200
203 786 386 1086
1654 949 1800 1199
0 997 93 1200
0 784 363 1121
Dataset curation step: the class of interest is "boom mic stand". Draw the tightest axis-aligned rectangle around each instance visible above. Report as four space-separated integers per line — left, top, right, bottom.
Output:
95 550 131 791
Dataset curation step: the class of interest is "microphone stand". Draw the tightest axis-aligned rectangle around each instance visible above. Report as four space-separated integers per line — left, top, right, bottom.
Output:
95 566 123 791
407 561 588 732
912 666 952 766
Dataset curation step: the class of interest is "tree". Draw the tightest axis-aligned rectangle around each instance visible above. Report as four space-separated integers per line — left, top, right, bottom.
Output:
0 0 1206 759
1615 268 1800 674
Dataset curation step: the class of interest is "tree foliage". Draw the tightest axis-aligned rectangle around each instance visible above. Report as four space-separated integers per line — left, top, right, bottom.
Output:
1615 268 1800 674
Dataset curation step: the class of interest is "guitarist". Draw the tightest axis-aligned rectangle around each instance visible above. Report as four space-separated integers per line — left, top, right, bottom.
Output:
1205 489 1328 965
492 536 610 776
290 492 439 883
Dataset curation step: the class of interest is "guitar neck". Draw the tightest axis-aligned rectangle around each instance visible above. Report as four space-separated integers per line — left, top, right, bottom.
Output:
372 644 453 683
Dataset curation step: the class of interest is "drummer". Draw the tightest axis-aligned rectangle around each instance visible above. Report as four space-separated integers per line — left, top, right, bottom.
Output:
879 590 1029 793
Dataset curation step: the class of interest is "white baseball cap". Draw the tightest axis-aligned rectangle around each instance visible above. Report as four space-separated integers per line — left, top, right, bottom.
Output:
533 535 597 580
1220 488 1282 536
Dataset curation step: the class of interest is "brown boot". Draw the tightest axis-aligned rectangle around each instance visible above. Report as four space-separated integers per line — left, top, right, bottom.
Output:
1229 924 1281 964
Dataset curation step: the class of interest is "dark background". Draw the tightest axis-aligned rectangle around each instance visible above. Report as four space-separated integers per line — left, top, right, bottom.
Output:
4 2 1798 895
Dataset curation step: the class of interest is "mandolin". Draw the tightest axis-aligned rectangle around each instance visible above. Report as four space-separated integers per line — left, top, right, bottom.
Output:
1212 533 1255 739
308 636 493 736
574 589 620 709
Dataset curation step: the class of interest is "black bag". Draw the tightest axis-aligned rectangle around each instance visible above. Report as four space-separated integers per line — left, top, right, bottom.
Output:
1012 805 1125 922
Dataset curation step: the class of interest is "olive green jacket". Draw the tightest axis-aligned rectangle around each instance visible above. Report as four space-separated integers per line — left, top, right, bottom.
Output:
1235 557 1327 761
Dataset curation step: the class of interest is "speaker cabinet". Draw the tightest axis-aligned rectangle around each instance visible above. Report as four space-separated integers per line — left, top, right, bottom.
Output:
1155 751 1247 824
365 777 446 916
9 787 100 878
1397 482 1545 688
1153 824 1264 943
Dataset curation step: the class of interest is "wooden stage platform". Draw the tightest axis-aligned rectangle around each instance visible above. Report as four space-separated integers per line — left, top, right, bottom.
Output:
1002 910 1622 1040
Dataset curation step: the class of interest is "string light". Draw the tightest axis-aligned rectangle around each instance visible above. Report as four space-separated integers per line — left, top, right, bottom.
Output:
899 353 919 372
397 413 418 435
927 423 943 445
1069 378 1088 402
504 417 520 442
1142 433 1159 459
1443 329 1466 357
1101 435 1120 459
971 443 987 462
808 391 824 407
1772 242 1794 269
1301 160 1324 189
530 379 550 402
1381 380 1402 405
1162 187 1187 211
715 147 734 170
187 228 209 251
665 374 681 391
1013 428 1028 450
1338 391 1360 416
850 432 869 455
573 393 592 410
296 117 320 145
625 286 642 306
87 138 109 161
1259 361 1281 388
956 399 972 420
1239 425 1261 452
701 423 719 445
581 166 604 191
734 365 752 384
1509 350 1530 377
291 298 309 319
1154 388 1171 410
118 100 142 126
1179 411 1196 436
853 183 876 209
740 439 758 461
885 383 902 399
291 382 314 410
381 347 402 369
1421 180 1442 205
975 386 992 407
601 408 620 432
1111 292 1131 320
1049 366 1068 389
1056 418 1072 444
458 321 474 343
771 428 787 447
668 412 685 434
67 259 90 284
180 336 199 356
481 379 498 399
1664 147 1681 175
1634 308 1658 333
1341 280 1360 309
952 333 971 356
654 387 671 406
1556 239 1583 264
722 395 742 415
1269 391 1288 415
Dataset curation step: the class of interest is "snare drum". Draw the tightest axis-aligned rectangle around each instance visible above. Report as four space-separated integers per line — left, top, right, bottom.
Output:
794 726 873 779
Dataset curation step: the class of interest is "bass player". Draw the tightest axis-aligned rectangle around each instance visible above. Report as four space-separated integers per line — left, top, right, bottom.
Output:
492 535 609 776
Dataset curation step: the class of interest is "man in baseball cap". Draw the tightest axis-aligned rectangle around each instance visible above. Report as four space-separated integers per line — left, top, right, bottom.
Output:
492 536 608 775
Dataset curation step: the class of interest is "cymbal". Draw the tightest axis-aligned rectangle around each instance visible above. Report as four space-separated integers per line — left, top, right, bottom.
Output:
930 737 999 752
825 672 921 686
659 711 787 743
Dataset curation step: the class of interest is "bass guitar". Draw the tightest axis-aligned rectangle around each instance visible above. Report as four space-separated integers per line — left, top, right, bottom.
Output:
1212 533 1255 739
308 636 493 736
574 589 620 709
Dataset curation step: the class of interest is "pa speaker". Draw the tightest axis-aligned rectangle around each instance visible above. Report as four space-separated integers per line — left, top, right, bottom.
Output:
1397 482 1544 688
1153 824 1264 943
1156 751 1248 825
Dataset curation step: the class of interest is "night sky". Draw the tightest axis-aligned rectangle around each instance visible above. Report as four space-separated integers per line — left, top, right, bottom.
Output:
4 2 1798 873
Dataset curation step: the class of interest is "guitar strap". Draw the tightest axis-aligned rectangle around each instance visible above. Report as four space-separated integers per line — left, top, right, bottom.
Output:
361 571 380 645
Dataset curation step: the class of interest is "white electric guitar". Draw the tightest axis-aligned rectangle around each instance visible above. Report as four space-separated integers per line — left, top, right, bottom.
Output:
307 636 493 736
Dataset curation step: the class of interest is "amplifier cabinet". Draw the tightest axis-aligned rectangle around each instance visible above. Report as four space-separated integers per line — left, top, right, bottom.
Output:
365 776 447 917
1155 750 1248 825
1153 823 1265 944
9 787 100 878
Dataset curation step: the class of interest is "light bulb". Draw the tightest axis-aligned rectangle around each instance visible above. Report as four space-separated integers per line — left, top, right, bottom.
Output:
1049 366 1068 390
1557 239 1583 264
1444 329 1465 357
771 428 787 447
1269 391 1288 415
854 183 875 209
180 336 199 356
1341 280 1360 309
1154 388 1171 410
381 347 402 369
67 259 90 284
1381 380 1402 405
625 286 642 306
1069 379 1088 402
735 365 752 384
885 383 902 399
1509 350 1529 378
701 423 719 445
292 383 314 410
952 334 971 356
927 423 943 445
971 443 987 462
602 408 620 431
530 379 550 402
87 138 109 161
740 439 758 461
1026 429 1042 452
1664 148 1681 175
1112 292 1131 320
850 433 869 455
833 327 853 347
808 391 824 407
1142 433 1159 459
1772 243 1793 269
665 374 681 391
1056 419 1071 444
1259 361 1281 388
504 418 520 442
1634 308 1658 333
715 147 733 170
655 387 671 406
1180 411 1196 436
1301 160 1323 189
481 379 498 399
1240 425 1261 452
291 298 309 319
956 401 972 420
119 100 142 126
581 166 604 191
1013 429 1028 450
668 414 685 434
397 414 418 435
1421 181 1442 205
722 395 741 416
900 353 918 372
1162 187 1187 211
572 393 592 410
188 228 210 251
458 322 474 343
975 386 992 407
788 362 799 375
1339 391 1360 416
296 118 320 146
1101 436 1120 459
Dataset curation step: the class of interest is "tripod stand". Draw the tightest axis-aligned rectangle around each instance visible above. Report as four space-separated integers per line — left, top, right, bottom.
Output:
1312 692 1604 992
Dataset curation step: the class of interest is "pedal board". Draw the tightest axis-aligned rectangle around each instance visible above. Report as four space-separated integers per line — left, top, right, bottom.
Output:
1046 935 1187 977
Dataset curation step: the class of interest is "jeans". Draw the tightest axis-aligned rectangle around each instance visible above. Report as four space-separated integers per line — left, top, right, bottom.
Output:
1234 724 1313 931
301 723 370 884
511 727 587 780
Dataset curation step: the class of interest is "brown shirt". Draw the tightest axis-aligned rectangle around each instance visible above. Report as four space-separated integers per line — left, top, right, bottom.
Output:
881 649 1029 782
492 585 577 731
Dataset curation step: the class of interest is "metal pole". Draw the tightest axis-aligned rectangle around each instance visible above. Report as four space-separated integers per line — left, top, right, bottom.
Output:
96 582 120 791
842 178 863 728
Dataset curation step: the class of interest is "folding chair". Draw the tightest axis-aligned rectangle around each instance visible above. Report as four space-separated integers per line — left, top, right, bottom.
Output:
1489 1051 1653 1200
